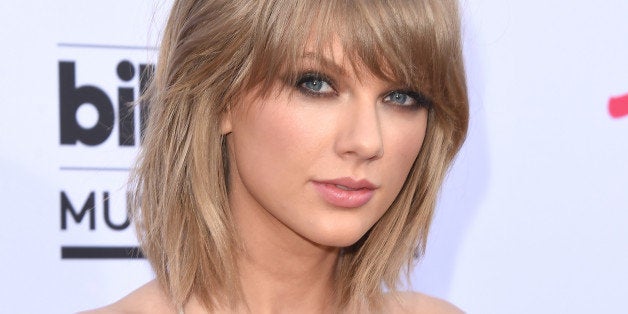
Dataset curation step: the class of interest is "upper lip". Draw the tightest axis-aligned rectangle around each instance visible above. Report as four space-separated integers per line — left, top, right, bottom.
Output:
314 177 378 190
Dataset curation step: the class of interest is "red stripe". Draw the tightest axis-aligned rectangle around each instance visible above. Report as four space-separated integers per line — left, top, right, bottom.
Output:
609 93 628 118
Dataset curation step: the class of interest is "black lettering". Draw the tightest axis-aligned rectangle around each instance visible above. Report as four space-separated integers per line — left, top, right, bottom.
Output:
139 63 154 142
118 61 136 146
103 192 131 230
61 191 96 230
59 61 114 145
118 86 135 146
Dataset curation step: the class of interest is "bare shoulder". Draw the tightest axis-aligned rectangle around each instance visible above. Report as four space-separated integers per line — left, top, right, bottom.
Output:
78 280 176 314
384 291 464 314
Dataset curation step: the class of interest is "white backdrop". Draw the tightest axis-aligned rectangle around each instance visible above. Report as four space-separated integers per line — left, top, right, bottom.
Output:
1 1 627 313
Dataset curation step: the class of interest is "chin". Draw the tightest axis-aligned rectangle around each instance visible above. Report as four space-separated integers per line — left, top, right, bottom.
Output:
302 221 372 248
314 236 363 248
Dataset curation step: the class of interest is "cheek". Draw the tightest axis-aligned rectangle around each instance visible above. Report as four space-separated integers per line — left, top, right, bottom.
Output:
230 104 329 188
381 114 428 189
232 111 290 182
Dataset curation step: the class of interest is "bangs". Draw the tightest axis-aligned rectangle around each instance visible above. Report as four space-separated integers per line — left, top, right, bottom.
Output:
244 0 460 105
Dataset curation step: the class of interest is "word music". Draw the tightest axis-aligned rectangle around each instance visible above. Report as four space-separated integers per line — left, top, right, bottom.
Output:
61 191 130 231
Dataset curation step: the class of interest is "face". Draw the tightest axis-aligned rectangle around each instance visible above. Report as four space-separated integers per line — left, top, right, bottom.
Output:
222 45 429 248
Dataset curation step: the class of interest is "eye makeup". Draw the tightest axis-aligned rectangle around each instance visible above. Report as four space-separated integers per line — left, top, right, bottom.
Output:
291 69 432 110
295 71 338 98
383 89 433 110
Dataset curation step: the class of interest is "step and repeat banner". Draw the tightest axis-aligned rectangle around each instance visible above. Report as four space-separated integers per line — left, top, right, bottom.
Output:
1 1 627 313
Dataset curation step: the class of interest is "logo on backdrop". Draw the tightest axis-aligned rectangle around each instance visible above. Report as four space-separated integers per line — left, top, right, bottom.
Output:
59 60 152 146
609 92 628 119
58 43 155 260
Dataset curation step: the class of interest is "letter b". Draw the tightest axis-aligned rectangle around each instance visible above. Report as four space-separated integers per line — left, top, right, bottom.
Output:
59 61 114 145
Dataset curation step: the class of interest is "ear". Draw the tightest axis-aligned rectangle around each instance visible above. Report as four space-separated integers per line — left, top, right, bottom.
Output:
219 109 233 135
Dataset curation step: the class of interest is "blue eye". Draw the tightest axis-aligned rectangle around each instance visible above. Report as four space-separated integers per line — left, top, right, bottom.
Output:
387 91 410 105
383 90 431 108
296 73 335 96
303 79 326 91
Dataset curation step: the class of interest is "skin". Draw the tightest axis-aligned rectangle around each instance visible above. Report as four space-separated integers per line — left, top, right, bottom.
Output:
84 281 463 314
81 44 463 314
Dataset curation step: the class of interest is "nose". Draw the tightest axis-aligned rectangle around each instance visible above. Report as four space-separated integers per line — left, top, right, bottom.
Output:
334 99 384 161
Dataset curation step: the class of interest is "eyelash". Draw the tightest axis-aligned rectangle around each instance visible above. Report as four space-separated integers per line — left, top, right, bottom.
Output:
384 90 432 109
295 72 337 98
294 72 432 109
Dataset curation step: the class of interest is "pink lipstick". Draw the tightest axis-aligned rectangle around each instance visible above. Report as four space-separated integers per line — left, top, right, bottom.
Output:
311 177 377 208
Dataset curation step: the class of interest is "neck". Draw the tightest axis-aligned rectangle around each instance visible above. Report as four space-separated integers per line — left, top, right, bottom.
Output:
231 196 340 313
182 202 340 314
238 233 338 313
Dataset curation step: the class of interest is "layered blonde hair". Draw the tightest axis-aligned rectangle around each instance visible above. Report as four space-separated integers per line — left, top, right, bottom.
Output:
131 0 468 311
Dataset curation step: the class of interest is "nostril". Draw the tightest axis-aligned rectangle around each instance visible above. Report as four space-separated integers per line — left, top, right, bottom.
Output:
336 130 384 161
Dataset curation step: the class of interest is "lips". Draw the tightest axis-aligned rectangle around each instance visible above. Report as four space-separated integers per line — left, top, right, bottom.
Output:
312 177 377 208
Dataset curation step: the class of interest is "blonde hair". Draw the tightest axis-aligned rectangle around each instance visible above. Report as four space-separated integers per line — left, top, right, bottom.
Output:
131 0 468 311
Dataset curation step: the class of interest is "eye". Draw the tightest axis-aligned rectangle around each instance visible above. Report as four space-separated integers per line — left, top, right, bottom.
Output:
296 73 336 97
383 90 431 108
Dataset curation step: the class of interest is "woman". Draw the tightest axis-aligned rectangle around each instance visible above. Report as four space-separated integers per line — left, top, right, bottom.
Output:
87 0 468 312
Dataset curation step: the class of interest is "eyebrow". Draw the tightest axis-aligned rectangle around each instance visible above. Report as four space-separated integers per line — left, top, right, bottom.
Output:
301 52 348 76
